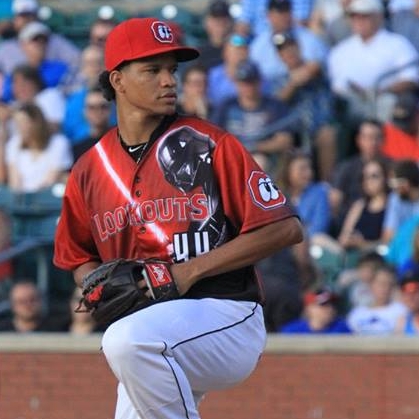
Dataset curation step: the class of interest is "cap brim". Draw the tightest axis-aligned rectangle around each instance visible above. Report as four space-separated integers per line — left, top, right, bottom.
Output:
173 47 200 62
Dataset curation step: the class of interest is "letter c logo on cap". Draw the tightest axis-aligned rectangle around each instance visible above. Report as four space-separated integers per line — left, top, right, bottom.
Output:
151 21 173 43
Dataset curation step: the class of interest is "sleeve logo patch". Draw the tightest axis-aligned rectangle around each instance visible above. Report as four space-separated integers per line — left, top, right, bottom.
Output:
248 171 286 209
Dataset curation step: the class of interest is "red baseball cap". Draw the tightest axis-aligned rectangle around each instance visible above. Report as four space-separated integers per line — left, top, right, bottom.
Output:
104 17 200 71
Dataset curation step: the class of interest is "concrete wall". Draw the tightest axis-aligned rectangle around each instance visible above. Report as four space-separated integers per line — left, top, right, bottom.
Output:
1 334 419 419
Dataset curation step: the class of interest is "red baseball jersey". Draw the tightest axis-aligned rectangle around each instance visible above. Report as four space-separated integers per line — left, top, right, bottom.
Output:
53 115 296 302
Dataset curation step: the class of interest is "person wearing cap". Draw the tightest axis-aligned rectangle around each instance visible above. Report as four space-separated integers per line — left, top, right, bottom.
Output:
211 58 294 173
197 0 234 70
206 32 252 105
249 0 328 85
53 17 303 419
272 29 337 182
280 288 351 333
1 21 70 103
0 0 80 77
381 92 419 161
327 0 419 125
395 271 419 334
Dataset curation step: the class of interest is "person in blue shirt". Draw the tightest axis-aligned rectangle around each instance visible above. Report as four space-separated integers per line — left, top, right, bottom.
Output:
277 149 331 239
1 21 69 102
249 0 328 86
211 59 295 174
280 287 351 333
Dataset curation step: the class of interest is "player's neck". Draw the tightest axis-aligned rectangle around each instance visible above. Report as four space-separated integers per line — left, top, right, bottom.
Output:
117 113 164 145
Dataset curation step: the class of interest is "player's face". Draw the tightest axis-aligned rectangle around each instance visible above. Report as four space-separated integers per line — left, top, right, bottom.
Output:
112 53 179 116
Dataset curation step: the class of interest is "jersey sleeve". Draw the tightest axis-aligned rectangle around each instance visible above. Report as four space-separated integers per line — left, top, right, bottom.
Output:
53 170 100 271
212 131 296 234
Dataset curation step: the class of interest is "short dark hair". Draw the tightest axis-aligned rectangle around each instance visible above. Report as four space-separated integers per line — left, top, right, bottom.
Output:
357 251 385 268
356 117 383 137
12 64 44 91
98 70 115 101
393 159 419 187
181 63 207 84
268 0 291 12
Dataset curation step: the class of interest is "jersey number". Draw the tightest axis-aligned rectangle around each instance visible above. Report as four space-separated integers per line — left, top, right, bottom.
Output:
173 231 209 262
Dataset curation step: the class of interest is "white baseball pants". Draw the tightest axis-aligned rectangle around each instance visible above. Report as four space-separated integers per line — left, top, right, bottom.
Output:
101 298 266 419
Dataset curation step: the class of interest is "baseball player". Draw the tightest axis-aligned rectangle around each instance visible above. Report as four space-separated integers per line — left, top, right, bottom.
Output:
53 17 303 419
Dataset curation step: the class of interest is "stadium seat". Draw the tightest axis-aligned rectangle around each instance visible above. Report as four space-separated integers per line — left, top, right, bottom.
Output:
0 184 67 309
37 6 70 34
310 244 345 286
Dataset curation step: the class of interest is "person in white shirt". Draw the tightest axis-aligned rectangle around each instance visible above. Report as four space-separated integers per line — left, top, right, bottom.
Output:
347 264 408 334
327 0 419 124
5 102 72 192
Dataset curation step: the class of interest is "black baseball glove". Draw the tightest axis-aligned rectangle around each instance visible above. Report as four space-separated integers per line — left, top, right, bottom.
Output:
76 259 180 326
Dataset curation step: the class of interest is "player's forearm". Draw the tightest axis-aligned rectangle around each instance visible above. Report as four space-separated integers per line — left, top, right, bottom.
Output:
73 261 101 287
171 216 303 294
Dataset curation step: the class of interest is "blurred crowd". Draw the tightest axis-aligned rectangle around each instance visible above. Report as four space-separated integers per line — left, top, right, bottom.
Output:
1 0 419 336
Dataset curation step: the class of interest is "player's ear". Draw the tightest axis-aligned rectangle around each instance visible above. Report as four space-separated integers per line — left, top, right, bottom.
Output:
109 70 125 94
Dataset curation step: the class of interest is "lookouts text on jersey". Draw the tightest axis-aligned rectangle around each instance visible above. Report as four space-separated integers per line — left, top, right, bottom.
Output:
54 114 295 303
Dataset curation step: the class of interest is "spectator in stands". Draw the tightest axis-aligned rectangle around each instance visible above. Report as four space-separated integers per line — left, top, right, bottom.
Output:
336 158 389 253
63 45 115 144
0 279 61 332
211 59 294 173
280 287 351 333
327 0 419 125
385 214 419 274
234 0 270 38
329 118 388 236
336 251 386 310
382 92 419 161
88 17 117 50
198 0 234 71
249 0 328 87
0 0 80 76
1 21 70 101
277 150 331 240
395 270 419 334
347 264 407 334
382 159 419 244
309 0 352 46
66 44 104 94
272 30 336 181
63 287 104 334
397 225 419 280
176 64 212 120
207 32 253 105
5 102 72 192
235 0 317 38
72 86 113 163
4 64 65 133
389 0 419 53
